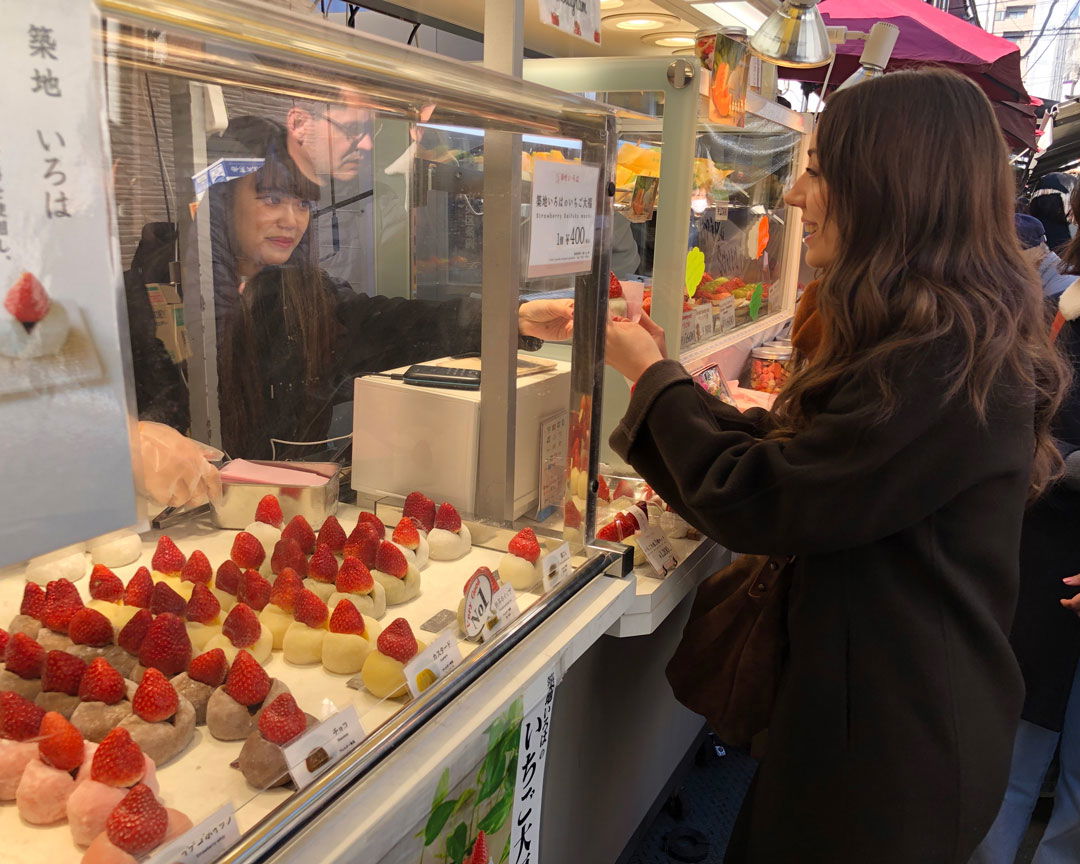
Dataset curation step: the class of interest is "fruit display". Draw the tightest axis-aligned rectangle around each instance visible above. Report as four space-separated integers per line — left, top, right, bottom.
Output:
0 490 573 863
749 344 792 395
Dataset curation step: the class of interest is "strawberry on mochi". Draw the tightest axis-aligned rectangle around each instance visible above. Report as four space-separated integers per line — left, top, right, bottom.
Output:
371 540 422 605
427 502 472 561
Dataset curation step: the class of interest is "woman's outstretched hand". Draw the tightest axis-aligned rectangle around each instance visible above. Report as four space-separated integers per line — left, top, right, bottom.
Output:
519 299 574 341
606 314 666 383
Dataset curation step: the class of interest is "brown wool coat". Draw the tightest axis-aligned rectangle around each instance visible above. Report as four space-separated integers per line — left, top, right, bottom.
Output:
611 352 1031 864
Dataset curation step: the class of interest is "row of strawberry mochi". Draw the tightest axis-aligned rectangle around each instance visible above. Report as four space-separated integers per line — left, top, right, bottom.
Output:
0 672 319 863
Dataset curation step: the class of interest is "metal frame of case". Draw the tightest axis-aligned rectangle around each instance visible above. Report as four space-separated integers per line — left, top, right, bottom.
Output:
95 0 630 859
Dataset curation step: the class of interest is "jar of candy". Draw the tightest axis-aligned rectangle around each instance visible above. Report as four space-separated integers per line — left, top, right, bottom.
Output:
749 344 792 394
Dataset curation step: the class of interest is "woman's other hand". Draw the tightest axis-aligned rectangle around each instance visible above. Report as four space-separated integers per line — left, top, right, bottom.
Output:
136 421 223 509
519 299 574 342
1061 573 1080 617
637 312 669 360
606 317 665 383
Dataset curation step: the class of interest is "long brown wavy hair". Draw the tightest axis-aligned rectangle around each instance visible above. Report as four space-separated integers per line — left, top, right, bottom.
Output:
773 67 1069 497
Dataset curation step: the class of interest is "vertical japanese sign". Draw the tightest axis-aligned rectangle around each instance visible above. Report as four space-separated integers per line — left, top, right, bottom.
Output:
508 672 557 864
526 159 600 278
0 1 138 565
538 0 601 45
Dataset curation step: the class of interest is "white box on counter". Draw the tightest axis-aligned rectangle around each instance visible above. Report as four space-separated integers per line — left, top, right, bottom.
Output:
351 357 571 518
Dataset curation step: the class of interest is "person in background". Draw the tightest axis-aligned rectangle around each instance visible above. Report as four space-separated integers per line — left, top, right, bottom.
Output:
1030 172 1076 252
1016 213 1075 299
971 192 1080 864
605 68 1069 864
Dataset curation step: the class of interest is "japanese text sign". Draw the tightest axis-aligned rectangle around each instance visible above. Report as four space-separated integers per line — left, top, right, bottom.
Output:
527 159 600 278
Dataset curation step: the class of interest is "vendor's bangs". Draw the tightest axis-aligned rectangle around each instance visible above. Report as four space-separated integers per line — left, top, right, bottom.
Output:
253 154 320 205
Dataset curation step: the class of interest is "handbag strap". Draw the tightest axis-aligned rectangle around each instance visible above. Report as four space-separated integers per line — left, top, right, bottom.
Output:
746 555 794 599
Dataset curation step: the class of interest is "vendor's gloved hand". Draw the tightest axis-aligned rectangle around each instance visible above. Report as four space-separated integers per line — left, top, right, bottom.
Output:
519 299 574 342
136 421 223 509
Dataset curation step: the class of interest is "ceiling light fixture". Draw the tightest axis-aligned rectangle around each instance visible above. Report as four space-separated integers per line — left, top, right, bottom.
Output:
602 12 680 32
747 0 832 68
641 32 698 48
599 0 625 8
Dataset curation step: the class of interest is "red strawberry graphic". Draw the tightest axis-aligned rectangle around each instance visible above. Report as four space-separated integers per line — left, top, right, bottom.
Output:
223 649 270 706
132 667 179 722
238 569 272 611
403 491 436 532
231 532 265 570
78 658 126 705
68 608 114 647
271 537 308 577
20 582 45 619
215 559 242 595
4 632 45 680
316 515 347 552
282 515 316 554
294 589 329 629
467 830 490 864
375 541 408 579
329 599 366 636
573 20 581 36
0 691 45 741
180 550 213 584
4 272 50 323
38 711 84 771
593 29 600 43
434 502 462 532
550 11 559 26
258 693 306 745
106 783 168 857
377 618 418 663
222 603 260 648
91 728 145 787
308 544 339 583
117 609 154 655
392 518 420 550
336 557 375 594
151 536 186 575
138 613 192 677
90 564 125 602
42 649 86 695
124 567 154 608
187 648 228 687
185 583 221 625
254 494 283 528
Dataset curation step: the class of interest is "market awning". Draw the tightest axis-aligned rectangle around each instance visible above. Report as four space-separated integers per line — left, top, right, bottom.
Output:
777 0 1038 149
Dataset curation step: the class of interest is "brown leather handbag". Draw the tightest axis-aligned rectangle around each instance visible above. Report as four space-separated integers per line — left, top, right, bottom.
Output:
665 553 794 745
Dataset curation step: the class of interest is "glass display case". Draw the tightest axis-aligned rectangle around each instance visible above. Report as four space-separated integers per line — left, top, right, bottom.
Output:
0 2 628 862
524 56 808 474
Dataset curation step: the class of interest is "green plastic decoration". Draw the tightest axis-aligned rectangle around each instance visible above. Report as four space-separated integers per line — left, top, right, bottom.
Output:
748 283 764 321
685 247 705 299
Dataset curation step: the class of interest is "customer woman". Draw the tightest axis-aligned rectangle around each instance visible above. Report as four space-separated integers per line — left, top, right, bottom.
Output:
129 117 572 463
605 68 1068 864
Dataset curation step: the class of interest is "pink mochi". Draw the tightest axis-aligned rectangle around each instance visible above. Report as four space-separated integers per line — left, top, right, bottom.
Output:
80 808 193 864
17 756 78 824
0 739 39 800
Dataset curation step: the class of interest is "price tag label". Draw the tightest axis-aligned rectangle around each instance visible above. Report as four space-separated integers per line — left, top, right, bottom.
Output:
716 295 736 332
282 704 366 790
693 304 714 342
541 541 573 592
680 308 696 346
628 506 679 577
404 629 463 698
481 582 521 641
536 410 569 521
527 159 601 278
146 803 240 864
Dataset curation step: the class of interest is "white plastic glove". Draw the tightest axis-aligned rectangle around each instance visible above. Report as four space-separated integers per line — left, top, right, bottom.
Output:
136 421 223 509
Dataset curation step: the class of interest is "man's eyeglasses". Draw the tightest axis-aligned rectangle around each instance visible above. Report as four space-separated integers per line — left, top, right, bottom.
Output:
316 112 372 146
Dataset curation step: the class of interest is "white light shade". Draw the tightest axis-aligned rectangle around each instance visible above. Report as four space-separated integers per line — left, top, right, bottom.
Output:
748 0 833 68
835 23 900 92
602 12 680 32
599 0 624 8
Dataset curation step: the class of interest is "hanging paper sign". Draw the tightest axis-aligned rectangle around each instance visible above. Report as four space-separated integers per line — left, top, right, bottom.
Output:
527 159 601 278
539 0 602 45
0 0 138 567
509 670 559 864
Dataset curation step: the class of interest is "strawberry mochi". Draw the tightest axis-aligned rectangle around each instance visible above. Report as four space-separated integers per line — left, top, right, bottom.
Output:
370 541 421 606
321 599 381 675
327 557 387 621
426 503 472 561
389 517 430 570
360 618 425 699
499 527 543 591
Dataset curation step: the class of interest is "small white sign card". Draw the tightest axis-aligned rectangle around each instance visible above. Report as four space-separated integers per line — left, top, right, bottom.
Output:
538 0 602 45
527 159 601 278
540 541 573 592
537 409 569 521
628 505 679 578
404 628 464 698
283 704 367 790
146 803 241 864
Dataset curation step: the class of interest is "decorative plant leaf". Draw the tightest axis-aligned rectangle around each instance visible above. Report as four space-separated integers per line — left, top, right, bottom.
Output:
453 787 476 814
478 789 514 835
500 833 512 864
424 798 458 846
507 696 523 728
748 282 764 320
445 821 468 864
477 745 507 802
434 768 451 809
685 247 705 298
